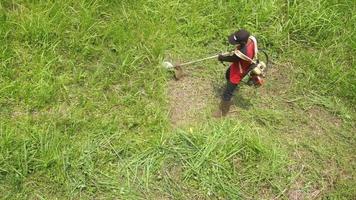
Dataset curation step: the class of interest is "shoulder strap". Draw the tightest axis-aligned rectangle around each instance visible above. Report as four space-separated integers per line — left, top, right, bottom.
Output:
234 36 258 64
249 36 258 59
234 49 256 64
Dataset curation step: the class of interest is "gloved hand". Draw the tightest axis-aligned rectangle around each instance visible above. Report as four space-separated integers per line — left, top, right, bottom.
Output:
218 54 225 62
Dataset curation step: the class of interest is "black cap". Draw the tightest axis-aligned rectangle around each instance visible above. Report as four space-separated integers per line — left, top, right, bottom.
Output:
228 29 250 45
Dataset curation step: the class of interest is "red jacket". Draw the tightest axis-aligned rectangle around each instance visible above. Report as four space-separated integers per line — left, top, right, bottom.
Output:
229 41 256 84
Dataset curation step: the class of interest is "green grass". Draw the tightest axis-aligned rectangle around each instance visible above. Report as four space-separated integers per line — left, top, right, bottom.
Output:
0 0 355 199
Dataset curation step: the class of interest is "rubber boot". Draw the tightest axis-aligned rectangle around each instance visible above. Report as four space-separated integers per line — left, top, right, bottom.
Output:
212 100 231 118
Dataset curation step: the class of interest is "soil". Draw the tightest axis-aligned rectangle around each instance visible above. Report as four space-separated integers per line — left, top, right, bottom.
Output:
167 68 213 127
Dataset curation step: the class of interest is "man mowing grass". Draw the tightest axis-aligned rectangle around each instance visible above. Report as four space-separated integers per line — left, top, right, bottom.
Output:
213 29 258 118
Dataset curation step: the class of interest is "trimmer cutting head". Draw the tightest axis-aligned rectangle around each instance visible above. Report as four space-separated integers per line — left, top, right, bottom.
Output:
162 61 184 80
162 61 174 69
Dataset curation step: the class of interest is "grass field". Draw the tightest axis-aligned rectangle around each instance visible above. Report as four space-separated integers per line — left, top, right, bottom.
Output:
0 0 355 199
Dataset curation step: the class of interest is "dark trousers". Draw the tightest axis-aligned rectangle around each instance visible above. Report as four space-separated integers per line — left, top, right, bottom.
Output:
223 67 239 101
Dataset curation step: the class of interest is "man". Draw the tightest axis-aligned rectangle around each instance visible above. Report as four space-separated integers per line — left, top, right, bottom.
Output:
213 29 257 117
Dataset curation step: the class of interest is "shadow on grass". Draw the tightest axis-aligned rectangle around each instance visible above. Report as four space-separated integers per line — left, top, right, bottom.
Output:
212 82 253 110
233 94 253 110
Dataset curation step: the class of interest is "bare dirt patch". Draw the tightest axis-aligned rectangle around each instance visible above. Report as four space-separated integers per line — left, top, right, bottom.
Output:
306 106 342 128
287 180 323 200
166 62 297 126
287 187 305 200
167 68 213 127
251 62 294 98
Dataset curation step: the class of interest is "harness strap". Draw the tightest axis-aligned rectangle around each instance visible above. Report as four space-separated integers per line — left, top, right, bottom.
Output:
234 49 256 64
249 36 258 60
234 36 258 64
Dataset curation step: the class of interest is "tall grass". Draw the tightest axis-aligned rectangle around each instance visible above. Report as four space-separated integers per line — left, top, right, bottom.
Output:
0 0 355 199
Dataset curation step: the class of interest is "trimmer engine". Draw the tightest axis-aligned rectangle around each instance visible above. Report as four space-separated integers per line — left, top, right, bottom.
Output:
247 61 267 87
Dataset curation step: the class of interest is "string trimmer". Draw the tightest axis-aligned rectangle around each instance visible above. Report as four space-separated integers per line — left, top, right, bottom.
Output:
162 49 270 84
162 52 231 80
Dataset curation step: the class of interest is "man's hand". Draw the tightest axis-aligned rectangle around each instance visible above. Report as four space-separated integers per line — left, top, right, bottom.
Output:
218 54 225 62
